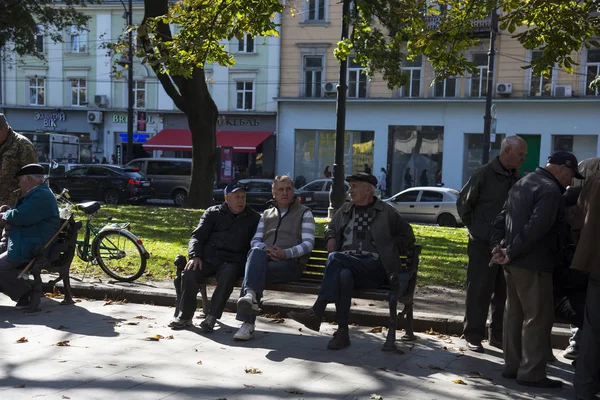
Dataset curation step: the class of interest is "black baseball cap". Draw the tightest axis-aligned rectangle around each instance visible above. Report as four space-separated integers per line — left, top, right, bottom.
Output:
346 172 378 186
15 163 45 178
547 152 585 179
224 182 247 195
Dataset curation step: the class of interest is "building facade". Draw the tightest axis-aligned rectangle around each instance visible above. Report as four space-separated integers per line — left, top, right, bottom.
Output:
276 2 600 193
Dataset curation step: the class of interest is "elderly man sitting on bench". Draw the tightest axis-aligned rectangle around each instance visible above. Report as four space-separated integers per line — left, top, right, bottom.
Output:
289 173 415 349
0 164 60 307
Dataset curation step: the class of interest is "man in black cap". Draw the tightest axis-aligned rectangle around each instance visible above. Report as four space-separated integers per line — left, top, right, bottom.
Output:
0 164 59 307
169 182 260 332
288 172 415 349
491 151 583 389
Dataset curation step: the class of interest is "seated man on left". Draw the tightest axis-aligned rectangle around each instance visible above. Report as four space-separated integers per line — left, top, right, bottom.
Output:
0 164 60 306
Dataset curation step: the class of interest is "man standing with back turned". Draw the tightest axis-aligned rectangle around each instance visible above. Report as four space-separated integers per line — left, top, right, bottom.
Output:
457 135 527 352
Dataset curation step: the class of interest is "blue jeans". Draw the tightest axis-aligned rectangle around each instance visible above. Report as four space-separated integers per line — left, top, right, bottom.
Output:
314 252 387 326
236 248 303 324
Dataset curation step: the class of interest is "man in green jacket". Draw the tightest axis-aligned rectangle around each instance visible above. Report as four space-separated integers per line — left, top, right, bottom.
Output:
456 135 526 353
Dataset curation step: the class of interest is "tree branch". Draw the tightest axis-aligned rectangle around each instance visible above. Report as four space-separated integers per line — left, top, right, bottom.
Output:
155 70 189 114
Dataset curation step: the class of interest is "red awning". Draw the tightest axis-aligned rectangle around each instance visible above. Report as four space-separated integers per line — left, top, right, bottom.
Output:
143 129 271 153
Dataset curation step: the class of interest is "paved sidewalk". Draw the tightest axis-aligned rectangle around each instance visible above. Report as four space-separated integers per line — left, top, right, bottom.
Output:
1 295 575 400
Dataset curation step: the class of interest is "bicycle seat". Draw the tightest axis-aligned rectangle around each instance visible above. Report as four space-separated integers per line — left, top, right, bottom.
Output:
77 201 101 215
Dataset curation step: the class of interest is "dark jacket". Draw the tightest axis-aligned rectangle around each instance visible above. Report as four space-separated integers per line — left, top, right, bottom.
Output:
491 167 564 273
457 157 520 243
325 197 415 276
3 184 60 263
188 202 260 266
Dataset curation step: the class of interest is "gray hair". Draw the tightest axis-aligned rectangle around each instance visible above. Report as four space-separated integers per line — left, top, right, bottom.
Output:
500 135 525 153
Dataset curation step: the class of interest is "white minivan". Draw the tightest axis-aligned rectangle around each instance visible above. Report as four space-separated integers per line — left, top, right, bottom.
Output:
126 158 191 206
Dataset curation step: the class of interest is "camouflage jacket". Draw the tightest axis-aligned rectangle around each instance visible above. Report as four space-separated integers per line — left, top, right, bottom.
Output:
0 129 37 206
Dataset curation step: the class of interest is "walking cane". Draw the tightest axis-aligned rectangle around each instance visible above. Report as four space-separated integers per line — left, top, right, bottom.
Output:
17 218 71 279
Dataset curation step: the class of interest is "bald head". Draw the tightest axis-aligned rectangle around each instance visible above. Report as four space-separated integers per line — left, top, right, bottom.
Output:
499 135 527 170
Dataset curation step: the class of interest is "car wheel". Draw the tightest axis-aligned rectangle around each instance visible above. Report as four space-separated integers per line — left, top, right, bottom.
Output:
173 189 187 206
104 189 120 205
438 213 457 227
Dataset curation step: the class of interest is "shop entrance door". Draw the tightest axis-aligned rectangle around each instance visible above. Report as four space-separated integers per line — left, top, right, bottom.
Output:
518 134 541 175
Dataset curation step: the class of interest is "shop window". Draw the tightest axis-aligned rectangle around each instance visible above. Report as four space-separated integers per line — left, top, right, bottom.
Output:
553 135 598 163
305 0 326 22
347 58 367 98
69 25 87 53
585 49 600 96
71 78 87 106
236 81 254 110
303 56 323 97
470 53 488 98
29 78 45 105
134 80 146 109
462 133 505 185
237 34 254 53
529 51 553 96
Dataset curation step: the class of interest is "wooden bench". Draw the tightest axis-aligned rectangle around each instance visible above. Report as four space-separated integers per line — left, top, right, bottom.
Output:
174 237 421 352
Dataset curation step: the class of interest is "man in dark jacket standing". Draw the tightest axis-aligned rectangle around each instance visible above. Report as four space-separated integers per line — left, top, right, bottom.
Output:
169 182 260 332
457 135 527 352
288 173 415 349
491 151 583 389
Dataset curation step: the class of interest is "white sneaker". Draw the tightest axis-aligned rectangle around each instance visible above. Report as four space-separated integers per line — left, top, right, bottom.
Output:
233 322 255 341
237 293 261 315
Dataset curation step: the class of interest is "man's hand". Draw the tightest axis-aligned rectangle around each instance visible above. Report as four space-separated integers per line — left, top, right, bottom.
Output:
490 248 510 265
326 238 336 253
184 257 203 271
266 246 286 261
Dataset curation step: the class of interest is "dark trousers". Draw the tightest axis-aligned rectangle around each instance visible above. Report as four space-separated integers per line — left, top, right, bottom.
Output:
555 291 586 328
236 248 303 324
178 261 243 320
463 239 506 344
503 266 554 382
313 252 387 327
575 271 600 399
0 251 30 302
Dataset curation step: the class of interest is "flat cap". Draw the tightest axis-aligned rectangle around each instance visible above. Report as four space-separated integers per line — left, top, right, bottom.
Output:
346 172 378 186
15 163 45 178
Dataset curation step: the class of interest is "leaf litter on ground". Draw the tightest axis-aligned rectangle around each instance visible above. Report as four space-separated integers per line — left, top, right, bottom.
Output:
244 367 262 374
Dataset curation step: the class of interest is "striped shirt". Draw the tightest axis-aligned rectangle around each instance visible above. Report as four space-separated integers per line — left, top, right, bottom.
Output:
251 209 315 259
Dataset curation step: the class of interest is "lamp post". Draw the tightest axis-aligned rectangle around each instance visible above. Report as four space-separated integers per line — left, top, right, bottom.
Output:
328 0 351 218
119 0 134 164
481 8 498 165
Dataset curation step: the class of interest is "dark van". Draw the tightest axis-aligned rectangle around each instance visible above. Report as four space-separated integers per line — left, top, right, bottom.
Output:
126 158 191 206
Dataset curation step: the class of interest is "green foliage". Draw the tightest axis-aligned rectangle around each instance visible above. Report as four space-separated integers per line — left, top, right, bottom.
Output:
0 0 91 59
348 0 600 89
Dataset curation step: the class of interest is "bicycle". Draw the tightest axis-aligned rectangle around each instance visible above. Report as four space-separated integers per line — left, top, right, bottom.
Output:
55 188 150 282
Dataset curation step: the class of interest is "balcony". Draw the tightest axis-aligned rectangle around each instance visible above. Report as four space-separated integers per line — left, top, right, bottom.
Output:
423 15 492 38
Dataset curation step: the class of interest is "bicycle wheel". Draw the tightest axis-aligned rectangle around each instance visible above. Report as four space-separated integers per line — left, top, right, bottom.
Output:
92 230 146 282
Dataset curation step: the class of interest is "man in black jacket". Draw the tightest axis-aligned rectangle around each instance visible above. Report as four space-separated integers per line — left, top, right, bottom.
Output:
169 182 260 332
491 151 584 389
457 135 526 353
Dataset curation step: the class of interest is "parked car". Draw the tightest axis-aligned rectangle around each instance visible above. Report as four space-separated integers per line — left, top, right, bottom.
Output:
126 158 192 206
384 187 463 227
48 165 154 205
299 179 350 211
213 178 317 211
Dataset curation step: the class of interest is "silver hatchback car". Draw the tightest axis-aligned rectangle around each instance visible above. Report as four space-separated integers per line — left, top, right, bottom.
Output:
384 187 463 227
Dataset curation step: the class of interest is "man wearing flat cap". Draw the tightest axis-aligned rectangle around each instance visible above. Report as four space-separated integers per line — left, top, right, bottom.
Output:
289 172 415 349
0 164 59 307
491 151 583 389
170 182 260 332
0 113 37 209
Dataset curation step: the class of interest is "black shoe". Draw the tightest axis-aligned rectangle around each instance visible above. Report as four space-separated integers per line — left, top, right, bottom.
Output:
15 290 32 310
517 378 563 388
200 315 216 333
466 341 484 353
287 309 321 332
327 328 351 350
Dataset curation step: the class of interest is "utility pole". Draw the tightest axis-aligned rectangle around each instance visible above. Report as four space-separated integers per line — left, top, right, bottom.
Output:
481 8 498 165
328 0 350 218
126 0 134 164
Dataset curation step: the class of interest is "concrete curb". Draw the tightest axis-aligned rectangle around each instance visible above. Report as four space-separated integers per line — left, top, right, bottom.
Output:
42 279 571 348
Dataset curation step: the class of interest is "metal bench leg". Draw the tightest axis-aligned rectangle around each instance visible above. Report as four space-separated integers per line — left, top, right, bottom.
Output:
383 273 400 352
25 268 42 313
60 269 75 305
200 284 209 315
400 303 416 341
173 255 186 317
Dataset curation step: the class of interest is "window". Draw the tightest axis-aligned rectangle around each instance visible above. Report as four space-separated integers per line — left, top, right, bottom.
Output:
67 167 88 177
34 25 44 53
434 77 457 97
585 49 600 96
553 135 598 163
420 191 443 202
347 58 368 98
134 80 146 109
29 78 45 105
87 167 113 177
395 191 419 202
306 0 326 22
236 81 254 110
69 25 87 53
462 133 505 184
147 161 192 176
530 51 553 96
303 56 323 97
71 78 87 106
401 58 422 98
237 34 254 53
470 53 488 97
304 181 325 191
247 182 271 192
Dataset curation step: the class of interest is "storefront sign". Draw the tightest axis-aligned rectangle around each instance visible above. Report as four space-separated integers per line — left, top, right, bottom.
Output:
113 114 155 124
217 117 261 127
34 111 66 128
118 133 150 143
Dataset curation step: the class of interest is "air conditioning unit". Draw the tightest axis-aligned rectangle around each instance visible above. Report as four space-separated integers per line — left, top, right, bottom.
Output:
87 111 103 124
496 82 513 95
94 95 109 107
555 85 573 97
323 81 338 93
